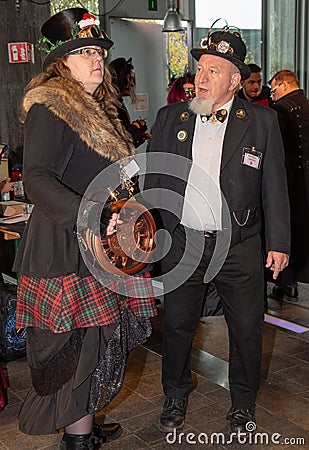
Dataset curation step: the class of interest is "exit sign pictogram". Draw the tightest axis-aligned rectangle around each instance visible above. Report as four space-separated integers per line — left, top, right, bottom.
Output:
148 0 157 11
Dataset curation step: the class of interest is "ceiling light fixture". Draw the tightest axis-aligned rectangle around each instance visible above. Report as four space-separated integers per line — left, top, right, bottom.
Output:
162 0 184 32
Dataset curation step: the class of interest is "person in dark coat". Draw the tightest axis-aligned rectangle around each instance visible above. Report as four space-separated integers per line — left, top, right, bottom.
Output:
108 57 150 147
238 63 271 106
13 8 157 450
143 22 290 435
269 69 309 299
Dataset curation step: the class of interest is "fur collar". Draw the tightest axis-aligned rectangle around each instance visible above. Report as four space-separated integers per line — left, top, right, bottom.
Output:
22 77 135 162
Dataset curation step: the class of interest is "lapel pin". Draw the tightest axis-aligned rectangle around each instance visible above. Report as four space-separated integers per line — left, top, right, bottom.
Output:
236 109 246 119
177 130 188 142
180 112 189 121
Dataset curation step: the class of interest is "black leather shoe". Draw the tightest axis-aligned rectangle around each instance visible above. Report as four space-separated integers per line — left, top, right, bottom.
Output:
271 285 298 302
158 397 187 432
93 422 122 442
227 407 256 433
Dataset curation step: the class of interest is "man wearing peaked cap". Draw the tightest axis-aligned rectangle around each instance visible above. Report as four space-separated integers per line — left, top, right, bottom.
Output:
190 27 251 80
144 20 290 435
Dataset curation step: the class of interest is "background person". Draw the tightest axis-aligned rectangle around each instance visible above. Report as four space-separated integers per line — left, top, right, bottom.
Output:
269 69 309 300
238 63 271 106
13 8 157 450
108 57 150 147
167 72 195 104
144 24 290 435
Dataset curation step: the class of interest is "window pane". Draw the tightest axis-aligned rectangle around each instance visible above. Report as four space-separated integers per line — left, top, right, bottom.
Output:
194 0 262 65
266 0 296 79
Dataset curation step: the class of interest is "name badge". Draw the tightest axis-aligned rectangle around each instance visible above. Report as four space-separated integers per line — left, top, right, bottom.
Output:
122 158 140 178
241 147 262 170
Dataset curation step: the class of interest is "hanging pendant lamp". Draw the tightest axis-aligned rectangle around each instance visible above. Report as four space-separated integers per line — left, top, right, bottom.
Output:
162 0 184 32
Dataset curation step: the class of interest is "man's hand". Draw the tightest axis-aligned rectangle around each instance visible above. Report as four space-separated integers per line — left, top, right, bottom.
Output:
266 251 289 279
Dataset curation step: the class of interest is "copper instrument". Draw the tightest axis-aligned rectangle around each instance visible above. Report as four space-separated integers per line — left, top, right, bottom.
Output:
85 198 156 276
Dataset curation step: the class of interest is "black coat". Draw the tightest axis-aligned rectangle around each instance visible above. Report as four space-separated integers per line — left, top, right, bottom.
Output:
14 105 111 277
271 89 309 281
13 77 135 278
144 96 290 255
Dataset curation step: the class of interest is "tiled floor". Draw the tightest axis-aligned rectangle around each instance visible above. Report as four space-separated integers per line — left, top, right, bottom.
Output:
0 283 308 449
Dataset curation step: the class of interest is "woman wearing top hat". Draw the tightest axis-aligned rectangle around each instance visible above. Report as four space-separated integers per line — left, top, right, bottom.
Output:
13 8 157 450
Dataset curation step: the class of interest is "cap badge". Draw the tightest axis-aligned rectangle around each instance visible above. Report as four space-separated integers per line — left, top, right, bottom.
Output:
177 130 188 142
216 40 232 54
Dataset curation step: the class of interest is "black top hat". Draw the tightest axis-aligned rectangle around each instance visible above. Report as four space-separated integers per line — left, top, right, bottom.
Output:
191 21 250 80
40 8 114 69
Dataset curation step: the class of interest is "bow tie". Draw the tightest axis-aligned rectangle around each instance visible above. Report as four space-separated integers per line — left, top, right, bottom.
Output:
200 109 228 124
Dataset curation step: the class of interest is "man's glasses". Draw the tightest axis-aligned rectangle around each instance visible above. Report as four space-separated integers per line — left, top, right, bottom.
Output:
270 83 282 96
68 47 107 59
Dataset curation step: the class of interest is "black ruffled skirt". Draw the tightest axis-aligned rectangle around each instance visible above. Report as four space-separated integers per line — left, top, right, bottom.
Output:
19 311 152 435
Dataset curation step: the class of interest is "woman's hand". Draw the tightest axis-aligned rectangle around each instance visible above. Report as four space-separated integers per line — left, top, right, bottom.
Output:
106 212 119 236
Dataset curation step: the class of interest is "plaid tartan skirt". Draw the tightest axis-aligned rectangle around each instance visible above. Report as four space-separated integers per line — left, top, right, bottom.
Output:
16 272 157 333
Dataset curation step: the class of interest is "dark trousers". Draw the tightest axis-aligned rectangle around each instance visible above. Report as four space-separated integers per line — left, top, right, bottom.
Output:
161 224 264 409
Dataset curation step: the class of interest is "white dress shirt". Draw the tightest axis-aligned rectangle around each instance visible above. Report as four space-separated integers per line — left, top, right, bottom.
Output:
181 98 233 231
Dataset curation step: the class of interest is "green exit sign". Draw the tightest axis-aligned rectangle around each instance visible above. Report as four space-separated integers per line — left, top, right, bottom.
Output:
148 0 157 11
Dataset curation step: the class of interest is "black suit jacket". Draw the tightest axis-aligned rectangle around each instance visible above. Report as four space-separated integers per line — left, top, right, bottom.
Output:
144 96 290 254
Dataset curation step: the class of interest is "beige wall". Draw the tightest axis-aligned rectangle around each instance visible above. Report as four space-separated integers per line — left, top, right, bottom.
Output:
0 160 9 181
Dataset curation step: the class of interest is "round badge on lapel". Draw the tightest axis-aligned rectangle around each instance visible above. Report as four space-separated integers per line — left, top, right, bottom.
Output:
177 130 188 142
180 112 189 121
236 109 246 119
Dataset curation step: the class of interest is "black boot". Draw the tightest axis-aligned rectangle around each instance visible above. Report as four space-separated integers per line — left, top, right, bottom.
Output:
60 433 102 450
93 422 122 442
